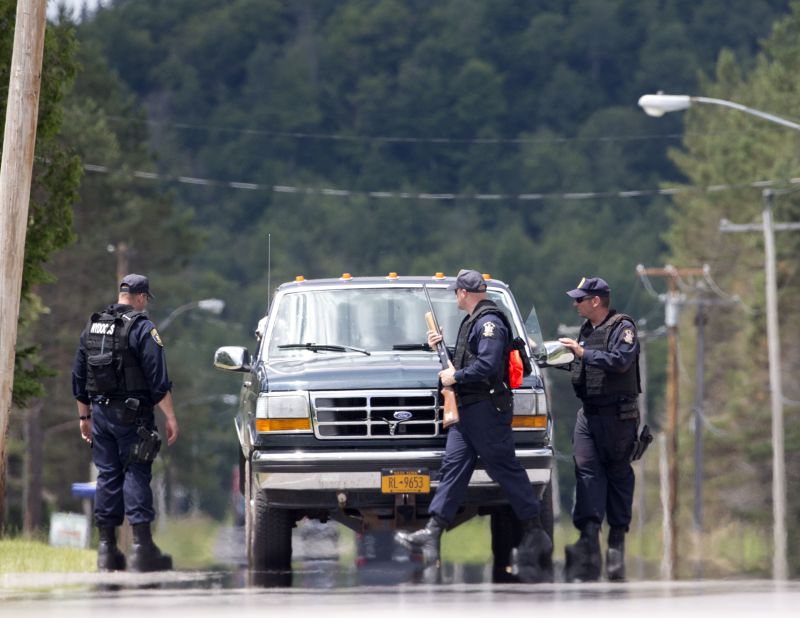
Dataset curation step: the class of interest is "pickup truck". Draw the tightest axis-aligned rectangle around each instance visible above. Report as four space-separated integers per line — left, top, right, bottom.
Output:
213 273 571 580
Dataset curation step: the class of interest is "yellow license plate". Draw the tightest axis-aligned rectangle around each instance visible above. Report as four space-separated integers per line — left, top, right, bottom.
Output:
381 469 430 494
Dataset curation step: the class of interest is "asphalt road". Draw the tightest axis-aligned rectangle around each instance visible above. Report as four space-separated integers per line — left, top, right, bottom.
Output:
1 576 799 618
2 524 798 616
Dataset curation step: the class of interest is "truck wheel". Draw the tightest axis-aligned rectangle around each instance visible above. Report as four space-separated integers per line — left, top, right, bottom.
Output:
251 488 293 571
539 481 555 541
490 481 555 583
491 506 521 583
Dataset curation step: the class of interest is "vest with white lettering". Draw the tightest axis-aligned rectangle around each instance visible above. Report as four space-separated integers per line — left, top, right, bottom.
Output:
83 306 149 397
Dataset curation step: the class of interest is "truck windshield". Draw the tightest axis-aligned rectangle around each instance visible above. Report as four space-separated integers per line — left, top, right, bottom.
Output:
265 286 524 358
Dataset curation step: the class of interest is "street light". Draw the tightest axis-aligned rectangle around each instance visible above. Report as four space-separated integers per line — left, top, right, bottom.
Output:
638 93 800 130
159 298 225 331
638 92 799 580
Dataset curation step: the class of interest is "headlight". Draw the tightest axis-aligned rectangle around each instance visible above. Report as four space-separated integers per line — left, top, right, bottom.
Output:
255 392 311 433
256 392 310 418
512 391 536 415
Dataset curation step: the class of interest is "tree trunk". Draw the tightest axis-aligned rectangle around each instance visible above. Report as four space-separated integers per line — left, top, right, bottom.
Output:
23 400 43 535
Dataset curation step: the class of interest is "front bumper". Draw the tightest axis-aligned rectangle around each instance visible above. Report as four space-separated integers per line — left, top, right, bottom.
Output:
252 447 553 491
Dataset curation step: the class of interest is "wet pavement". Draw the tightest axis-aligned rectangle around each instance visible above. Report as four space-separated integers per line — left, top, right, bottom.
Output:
2 523 799 616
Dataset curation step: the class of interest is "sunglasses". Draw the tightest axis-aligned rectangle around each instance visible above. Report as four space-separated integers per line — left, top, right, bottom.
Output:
574 295 594 304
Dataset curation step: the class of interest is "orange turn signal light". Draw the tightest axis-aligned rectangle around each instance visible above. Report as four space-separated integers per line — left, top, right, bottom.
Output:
512 415 547 429
256 418 311 432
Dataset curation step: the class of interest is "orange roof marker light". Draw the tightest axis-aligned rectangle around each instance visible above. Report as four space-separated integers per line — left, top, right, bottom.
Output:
386 272 399 280
295 275 305 282
433 272 446 280
482 273 491 280
341 273 353 281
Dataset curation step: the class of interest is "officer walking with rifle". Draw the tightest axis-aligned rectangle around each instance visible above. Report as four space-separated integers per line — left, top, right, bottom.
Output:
558 276 649 582
72 274 179 572
396 269 552 583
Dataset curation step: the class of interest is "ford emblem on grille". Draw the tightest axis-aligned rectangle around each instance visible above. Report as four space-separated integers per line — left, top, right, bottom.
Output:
393 410 413 421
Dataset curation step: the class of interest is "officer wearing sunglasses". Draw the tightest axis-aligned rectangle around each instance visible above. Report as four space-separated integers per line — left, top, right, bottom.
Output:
558 277 641 582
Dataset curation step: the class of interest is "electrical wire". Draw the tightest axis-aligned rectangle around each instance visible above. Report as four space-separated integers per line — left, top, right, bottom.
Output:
80 162 800 202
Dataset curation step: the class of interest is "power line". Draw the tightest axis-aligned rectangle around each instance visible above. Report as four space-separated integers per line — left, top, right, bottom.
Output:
106 114 789 146
81 163 800 202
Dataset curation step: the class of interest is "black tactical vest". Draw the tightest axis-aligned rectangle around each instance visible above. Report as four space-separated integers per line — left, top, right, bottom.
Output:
83 306 149 397
453 300 512 406
571 311 640 404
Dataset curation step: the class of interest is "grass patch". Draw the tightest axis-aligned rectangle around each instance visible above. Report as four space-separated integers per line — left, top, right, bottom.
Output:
154 515 221 569
0 538 95 573
441 516 492 563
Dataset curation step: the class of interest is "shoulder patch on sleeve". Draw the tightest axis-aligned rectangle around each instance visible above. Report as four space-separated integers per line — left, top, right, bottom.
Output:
481 321 497 338
622 328 635 345
150 327 163 347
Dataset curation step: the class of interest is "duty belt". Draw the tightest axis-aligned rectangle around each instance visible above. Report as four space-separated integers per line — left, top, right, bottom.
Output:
582 403 620 416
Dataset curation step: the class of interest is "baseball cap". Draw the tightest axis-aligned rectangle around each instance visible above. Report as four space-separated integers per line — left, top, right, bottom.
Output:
120 273 154 299
447 269 487 292
566 276 610 298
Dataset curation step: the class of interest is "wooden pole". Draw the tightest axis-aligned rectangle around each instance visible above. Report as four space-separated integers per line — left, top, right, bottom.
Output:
0 0 48 531
639 265 704 579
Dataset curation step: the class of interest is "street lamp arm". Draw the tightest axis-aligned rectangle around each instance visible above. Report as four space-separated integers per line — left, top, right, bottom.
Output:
691 96 800 131
159 301 200 331
638 92 800 131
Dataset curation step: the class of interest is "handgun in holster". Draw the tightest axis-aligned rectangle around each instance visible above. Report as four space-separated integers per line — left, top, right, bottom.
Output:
129 425 162 465
629 424 653 462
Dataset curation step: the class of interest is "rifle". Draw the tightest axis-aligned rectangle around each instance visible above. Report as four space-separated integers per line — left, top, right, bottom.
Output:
423 285 459 429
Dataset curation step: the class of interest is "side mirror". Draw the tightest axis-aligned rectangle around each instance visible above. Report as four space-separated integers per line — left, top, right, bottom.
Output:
214 346 252 372
536 340 575 368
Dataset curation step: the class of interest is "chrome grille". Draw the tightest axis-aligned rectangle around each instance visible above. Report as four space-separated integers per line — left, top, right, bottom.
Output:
311 390 441 439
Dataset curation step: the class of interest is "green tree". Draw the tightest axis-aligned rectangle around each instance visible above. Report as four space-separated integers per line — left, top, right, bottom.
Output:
666 3 800 575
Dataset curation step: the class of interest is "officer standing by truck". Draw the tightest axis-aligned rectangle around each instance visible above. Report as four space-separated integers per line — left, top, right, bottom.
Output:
558 276 641 582
395 269 552 583
72 274 179 572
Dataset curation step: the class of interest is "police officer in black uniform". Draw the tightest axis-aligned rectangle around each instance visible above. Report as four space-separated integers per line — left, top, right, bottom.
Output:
72 274 179 572
395 269 552 583
558 277 640 582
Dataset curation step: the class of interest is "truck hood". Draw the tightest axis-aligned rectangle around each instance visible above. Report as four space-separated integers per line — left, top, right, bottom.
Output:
262 353 441 391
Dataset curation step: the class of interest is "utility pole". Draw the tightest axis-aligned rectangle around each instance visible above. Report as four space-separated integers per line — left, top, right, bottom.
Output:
637 264 705 579
692 304 706 578
0 0 48 531
719 188 800 580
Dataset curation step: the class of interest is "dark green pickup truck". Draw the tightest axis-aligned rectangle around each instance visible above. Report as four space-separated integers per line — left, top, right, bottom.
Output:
214 273 571 580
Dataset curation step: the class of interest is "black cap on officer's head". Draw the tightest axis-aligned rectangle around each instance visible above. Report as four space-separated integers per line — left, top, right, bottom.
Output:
119 273 154 299
566 276 610 298
447 269 487 292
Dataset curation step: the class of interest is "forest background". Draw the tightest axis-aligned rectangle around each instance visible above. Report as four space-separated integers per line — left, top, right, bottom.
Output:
2 0 799 576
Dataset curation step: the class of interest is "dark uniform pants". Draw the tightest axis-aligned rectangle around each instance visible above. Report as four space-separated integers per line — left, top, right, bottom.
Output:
91 402 156 527
430 399 539 523
572 407 637 531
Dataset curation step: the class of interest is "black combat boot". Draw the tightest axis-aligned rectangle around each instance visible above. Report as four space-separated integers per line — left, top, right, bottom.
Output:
516 516 554 583
606 526 626 582
564 521 602 582
97 526 126 572
129 523 173 572
395 515 447 567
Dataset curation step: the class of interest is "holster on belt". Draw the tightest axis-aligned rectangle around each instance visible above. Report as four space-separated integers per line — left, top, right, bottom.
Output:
630 424 653 462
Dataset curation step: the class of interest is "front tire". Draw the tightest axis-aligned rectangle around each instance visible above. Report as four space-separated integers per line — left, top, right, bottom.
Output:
251 488 293 571
490 481 555 583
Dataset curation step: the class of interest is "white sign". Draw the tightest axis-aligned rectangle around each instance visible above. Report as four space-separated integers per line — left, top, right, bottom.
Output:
49 512 90 548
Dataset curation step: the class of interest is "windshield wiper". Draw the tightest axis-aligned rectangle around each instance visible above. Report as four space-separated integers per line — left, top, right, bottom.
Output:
392 343 432 351
278 342 370 356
